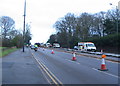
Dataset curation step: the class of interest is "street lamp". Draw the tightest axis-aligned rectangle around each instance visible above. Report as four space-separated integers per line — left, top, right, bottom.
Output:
110 3 119 54
23 0 26 52
109 3 119 35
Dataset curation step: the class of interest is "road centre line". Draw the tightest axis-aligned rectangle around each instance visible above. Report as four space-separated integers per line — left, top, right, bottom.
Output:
37 66 51 84
92 68 120 79
41 61 64 85
31 53 63 86
32 53 56 84
32 53 59 85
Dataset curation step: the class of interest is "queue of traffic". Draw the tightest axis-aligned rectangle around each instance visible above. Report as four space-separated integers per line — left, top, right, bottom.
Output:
29 42 97 52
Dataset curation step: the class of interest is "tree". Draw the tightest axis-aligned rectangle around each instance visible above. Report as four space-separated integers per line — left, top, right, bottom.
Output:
76 13 93 40
0 16 15 39
51 8 119 49
104 9 120 34
0 16 15 47
54 13 76 48
24 23 32 45
12 32 23 48
47 34 57 45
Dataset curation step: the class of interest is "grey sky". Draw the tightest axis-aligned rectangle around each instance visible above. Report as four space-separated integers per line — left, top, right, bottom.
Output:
0 0 119 44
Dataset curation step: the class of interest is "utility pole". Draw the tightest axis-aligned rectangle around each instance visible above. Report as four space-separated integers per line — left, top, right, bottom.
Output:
110 3 119 35
23 0 26 52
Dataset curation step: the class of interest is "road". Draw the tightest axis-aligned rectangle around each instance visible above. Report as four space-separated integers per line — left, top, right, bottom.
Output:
31 48 119 84
2 47 119 86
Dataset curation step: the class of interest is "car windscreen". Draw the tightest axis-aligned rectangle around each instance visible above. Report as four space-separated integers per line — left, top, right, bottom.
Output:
86 44 95 47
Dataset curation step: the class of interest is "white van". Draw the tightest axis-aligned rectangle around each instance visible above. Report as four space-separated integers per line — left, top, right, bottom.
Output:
78 42 96 51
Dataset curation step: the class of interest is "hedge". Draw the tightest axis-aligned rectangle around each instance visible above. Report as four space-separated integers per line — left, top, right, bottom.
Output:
83 33 120 53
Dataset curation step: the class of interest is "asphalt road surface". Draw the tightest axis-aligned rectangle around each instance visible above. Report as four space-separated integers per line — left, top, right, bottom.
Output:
2 47 120 86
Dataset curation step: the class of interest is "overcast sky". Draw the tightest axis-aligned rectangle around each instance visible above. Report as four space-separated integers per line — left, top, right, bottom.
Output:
0 0 119 44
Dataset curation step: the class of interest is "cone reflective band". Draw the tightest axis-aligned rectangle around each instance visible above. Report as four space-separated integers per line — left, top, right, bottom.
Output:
101 58 105 64
73 53 75 57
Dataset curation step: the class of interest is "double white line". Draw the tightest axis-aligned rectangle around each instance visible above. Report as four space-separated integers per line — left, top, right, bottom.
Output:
31 53 63 86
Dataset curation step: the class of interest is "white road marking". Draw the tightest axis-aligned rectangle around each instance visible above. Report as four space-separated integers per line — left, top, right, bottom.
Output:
65 58 119 79
92 68 120 79
65 59 80 64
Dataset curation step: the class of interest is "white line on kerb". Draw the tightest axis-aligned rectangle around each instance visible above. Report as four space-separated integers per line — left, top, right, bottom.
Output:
92 68 120 79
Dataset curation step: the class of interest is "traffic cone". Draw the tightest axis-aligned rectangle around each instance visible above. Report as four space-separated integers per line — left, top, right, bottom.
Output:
51 50 54 54
72 52 76 61
98 54 108 71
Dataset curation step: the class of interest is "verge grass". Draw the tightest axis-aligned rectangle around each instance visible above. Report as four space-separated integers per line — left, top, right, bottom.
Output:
0 47 18 57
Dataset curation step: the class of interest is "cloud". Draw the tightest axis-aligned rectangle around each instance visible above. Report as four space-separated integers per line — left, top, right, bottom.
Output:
0 0 119 43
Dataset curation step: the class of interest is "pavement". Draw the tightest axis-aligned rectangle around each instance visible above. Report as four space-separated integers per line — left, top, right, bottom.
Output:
2 48 49 85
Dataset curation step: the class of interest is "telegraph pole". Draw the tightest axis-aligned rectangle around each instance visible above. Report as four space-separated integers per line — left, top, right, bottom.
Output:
23 0 26 52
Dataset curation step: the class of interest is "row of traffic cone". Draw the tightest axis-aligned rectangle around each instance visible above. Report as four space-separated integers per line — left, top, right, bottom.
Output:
42 48 55 54
44 48 108 71
71 51 108 71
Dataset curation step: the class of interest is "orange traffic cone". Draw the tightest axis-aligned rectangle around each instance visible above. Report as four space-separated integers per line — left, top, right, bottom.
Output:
98 54 108 71
51 50 54 54
72 52 76 61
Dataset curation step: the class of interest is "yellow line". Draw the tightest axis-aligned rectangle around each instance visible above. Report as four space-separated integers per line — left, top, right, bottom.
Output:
32 53 63 86
38 60 58 85
42 63 63 85
38 66 51 84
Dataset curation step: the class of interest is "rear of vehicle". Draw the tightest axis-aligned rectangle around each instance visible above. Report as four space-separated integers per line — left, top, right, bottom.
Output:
46 43 52 48
53 43 60 48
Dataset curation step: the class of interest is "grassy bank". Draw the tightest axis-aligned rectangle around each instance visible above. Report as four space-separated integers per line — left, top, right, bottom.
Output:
0 47 18 57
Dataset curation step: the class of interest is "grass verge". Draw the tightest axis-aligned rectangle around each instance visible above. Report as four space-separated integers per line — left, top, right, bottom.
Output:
0 48 18 57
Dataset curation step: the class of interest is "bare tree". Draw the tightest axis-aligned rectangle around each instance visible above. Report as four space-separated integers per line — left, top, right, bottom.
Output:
0 16 15 39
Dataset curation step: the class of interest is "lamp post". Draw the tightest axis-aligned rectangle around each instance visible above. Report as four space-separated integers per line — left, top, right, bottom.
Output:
110 3 119 54
110 3 119 35
23 0 26 52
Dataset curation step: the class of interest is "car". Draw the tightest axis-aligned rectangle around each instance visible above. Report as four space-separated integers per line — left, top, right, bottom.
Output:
74 46 78 50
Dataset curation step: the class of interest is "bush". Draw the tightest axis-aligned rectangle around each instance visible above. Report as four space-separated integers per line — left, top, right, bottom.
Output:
83 33 120 53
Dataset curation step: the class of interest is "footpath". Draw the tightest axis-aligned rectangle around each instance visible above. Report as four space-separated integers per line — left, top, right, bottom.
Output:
2 48 48 85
